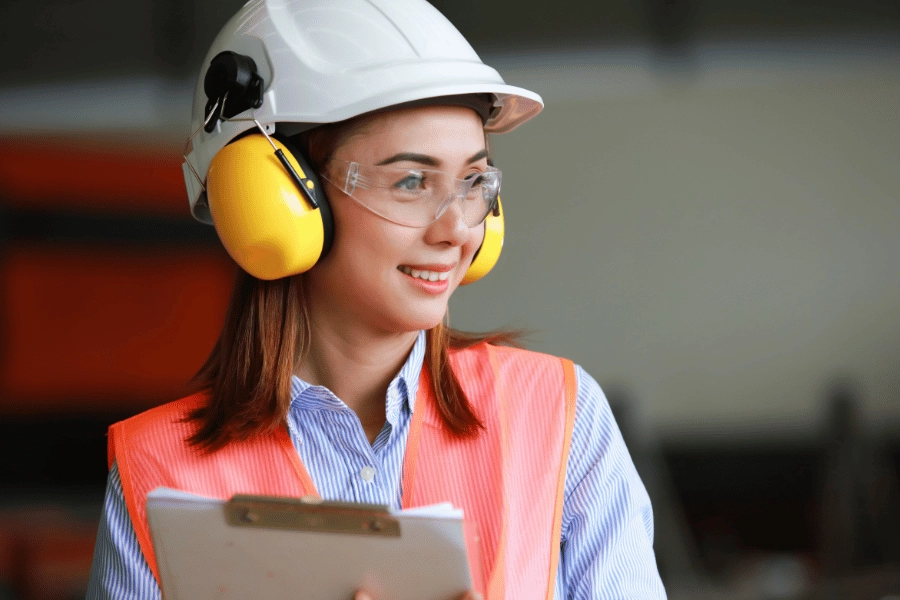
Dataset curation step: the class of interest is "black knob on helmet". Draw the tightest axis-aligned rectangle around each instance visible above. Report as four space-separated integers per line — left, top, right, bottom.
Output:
203 51 264 133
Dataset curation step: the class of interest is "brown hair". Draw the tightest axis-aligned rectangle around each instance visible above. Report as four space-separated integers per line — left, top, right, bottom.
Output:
186 111 519 451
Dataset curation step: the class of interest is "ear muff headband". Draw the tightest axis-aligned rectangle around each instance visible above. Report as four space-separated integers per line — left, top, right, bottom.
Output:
207 133 334 280
460 197 504 285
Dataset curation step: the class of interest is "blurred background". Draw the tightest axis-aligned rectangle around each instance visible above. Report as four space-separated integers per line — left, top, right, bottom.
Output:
0 0 898 598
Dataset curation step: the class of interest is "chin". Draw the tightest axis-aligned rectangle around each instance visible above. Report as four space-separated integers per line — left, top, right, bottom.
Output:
402 314 446 333
395 304 447 333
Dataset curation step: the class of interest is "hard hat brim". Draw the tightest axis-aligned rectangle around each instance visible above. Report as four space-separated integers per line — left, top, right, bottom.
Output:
271 82 543 135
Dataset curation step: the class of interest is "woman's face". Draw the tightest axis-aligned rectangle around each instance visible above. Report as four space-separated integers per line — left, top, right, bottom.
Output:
304 105 489 336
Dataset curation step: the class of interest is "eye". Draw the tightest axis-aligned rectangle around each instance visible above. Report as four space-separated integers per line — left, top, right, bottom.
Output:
464 171 496 198
393 173 426 192
466 172 488 186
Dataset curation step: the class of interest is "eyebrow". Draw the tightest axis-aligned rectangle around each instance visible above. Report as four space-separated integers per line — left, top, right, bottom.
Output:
376 149 489 167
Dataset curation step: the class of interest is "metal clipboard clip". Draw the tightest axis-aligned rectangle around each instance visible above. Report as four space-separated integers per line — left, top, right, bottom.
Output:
224 495 401 538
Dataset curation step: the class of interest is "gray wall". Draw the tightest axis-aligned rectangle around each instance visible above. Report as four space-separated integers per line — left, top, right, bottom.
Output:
451 41 900 440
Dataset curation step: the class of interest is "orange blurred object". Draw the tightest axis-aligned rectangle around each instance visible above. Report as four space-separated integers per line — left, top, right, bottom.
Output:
0 245 234 412
0 138 187 215
0 508 98 600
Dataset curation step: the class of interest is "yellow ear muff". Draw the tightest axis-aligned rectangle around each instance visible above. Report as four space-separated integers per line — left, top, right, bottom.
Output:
460 197 504 285
207 134 332 280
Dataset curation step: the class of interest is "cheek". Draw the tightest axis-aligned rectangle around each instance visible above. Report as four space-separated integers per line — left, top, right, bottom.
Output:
331 201 413 272
464 224 487 262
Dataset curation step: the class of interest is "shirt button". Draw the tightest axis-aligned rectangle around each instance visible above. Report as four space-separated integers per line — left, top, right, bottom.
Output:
359 466 376 482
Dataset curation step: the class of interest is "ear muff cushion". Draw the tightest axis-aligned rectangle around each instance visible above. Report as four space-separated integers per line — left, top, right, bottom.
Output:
460 197 504 285
207 134 332 280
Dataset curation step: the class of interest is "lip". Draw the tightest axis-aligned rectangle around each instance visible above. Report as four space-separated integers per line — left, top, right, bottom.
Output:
400 272 451 295
397 263 455 272
397 263 455 295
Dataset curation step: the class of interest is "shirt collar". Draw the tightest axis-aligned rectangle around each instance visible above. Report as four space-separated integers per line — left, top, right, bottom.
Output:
289 330 426 417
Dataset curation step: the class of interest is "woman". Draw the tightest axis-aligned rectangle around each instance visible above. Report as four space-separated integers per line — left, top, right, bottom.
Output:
88 1 666 598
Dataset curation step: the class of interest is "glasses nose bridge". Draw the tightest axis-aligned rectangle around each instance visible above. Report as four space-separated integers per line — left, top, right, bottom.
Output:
432 174 470 219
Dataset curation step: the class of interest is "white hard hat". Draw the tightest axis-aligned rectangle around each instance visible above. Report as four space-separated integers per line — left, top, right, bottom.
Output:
182 0 544 224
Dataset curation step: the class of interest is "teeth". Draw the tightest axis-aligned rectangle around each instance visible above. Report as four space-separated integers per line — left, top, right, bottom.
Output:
399 266 451 281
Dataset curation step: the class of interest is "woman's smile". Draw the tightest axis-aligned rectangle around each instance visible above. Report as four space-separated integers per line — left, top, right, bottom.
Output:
398 263 455 294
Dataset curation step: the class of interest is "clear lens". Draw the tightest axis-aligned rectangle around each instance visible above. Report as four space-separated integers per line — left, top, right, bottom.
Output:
324 160 501 228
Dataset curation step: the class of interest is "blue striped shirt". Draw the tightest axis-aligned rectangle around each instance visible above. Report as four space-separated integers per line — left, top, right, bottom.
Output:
87 332 666 599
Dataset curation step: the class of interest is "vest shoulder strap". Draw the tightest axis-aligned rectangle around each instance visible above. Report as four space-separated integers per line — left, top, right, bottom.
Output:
410 343 578 599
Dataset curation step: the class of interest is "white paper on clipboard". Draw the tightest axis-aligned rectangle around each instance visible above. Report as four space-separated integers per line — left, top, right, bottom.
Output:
146 487 472 600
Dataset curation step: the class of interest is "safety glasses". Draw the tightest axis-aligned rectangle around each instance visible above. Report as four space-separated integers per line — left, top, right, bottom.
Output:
322 160 501 228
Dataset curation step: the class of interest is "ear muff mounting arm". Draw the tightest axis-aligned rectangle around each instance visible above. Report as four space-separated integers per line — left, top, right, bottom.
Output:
184 50 321 212
256 126 320 209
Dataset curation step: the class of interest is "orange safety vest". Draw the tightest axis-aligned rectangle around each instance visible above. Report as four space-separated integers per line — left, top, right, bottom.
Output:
109 343 577 599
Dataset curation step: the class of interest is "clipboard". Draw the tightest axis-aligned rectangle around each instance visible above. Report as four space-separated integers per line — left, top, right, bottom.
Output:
146 487 476 600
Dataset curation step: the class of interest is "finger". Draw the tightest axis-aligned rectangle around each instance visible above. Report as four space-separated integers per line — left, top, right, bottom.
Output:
458 592 483 600
355 592 374 600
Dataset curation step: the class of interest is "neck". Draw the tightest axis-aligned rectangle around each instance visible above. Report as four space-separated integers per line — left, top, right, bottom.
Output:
296 316 419 443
